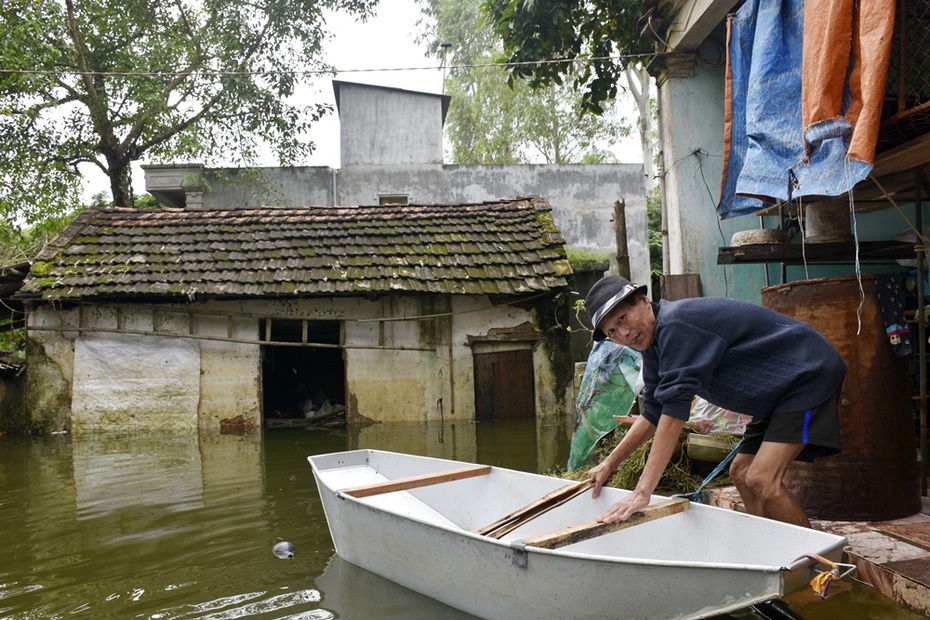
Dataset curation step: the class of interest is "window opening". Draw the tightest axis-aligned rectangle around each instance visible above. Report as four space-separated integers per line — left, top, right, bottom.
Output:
378 194 408 205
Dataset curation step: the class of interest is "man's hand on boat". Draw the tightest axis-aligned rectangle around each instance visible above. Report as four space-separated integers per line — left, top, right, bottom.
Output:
586 415 686 524
586 415 657 498
594 489 650 523
587 458 619 499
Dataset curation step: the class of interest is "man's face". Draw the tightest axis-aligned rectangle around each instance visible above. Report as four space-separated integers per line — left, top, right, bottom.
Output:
599 294 656 350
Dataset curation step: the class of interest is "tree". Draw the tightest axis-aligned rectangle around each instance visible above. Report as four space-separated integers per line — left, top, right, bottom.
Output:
0 0 376 220
482 0 655 115
625 64 654 191
417 0 629 164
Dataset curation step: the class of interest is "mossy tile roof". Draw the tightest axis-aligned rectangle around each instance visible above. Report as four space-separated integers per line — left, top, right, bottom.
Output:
19 197 571 302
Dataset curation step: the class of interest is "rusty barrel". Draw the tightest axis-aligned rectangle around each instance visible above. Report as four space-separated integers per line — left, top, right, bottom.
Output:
762 275 921 520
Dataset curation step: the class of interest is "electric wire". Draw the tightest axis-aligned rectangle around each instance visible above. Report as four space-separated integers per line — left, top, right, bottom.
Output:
0 52 663 80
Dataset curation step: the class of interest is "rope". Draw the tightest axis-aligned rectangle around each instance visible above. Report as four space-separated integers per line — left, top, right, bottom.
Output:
673 437 743 503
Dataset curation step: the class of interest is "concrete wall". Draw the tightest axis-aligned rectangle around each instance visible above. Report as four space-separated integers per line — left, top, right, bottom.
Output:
24 293 570 432
71 333 201 433
656 33 761 300
195 313 263 432
336 82 446 166
201 167 335 208
25 304 263 434
24 307 76 433
235 294 570 425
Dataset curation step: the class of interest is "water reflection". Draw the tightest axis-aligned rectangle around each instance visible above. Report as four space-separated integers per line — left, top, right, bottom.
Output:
0 420 920 619
0 419 567 620
316 555 478 619
73 434 208 519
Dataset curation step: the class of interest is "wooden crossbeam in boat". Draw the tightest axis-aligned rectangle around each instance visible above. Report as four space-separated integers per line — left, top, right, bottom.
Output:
518 498 689 550
476 479 594 538
342 465 492 498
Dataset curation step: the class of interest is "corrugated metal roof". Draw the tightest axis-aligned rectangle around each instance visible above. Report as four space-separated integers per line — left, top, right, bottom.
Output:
18 197 572 301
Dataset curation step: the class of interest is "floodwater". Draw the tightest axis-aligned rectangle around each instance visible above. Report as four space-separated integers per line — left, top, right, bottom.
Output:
0 419 922 620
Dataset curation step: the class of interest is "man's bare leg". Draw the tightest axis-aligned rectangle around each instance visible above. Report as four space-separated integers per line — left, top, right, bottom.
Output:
729 442 810 528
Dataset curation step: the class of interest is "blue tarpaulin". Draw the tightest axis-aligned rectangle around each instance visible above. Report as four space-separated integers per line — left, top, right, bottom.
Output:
718 0 895 219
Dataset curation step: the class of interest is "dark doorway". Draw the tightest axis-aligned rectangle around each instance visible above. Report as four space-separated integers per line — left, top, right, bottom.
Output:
473 347 537 469
261 320 345 421
472 349 535 420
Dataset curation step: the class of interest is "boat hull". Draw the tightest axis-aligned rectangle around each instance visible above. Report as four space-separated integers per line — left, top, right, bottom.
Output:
310 450 846 620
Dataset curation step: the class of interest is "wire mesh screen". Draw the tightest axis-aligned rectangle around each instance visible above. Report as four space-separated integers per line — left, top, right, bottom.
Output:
880 0 930 150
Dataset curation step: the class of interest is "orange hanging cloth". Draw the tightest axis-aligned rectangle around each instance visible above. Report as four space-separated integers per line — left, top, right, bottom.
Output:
801 0 896 167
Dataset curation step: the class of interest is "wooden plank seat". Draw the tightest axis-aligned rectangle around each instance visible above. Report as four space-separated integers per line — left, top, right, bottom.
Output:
341 465 492 498
516 498 690 550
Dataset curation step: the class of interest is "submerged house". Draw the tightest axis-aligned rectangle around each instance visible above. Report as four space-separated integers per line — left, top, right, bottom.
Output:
16 197 574 434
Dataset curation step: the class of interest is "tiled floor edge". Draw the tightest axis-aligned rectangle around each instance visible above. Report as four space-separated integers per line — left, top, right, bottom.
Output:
847 551 930 615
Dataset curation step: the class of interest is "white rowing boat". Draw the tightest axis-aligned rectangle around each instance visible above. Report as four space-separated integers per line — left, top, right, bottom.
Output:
309 449 847 620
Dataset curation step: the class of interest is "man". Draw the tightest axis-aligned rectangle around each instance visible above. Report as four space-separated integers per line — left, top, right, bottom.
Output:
584 275 846 527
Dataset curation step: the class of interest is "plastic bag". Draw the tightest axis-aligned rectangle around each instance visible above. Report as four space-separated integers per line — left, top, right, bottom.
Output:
688 397 751 436
567 341 642 471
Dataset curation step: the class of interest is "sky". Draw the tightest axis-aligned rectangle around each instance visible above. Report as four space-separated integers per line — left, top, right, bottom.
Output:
82 0 641 201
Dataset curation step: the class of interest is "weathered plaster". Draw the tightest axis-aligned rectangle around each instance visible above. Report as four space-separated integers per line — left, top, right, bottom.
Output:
24 306 77 433
200 167 334 208
336 82 446 166
194 314 262 433
244 293 571 424
23 289 571 432
198 340 261 433
71 334 200 433
345 348 439 423
342 295 456 423
453 295 573 422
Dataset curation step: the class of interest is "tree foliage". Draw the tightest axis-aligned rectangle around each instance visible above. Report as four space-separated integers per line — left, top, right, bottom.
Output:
418 0 629 164
482 0 655 115
481 0 662 277
0 0 376 220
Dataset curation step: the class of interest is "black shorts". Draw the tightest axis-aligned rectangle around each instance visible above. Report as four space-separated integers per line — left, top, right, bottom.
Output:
737 391 842 463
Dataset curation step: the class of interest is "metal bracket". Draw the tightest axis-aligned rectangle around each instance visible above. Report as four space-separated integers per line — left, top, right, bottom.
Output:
510 541 528 568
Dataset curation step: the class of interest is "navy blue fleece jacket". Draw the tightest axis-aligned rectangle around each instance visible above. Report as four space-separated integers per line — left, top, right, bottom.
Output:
640 298 847 425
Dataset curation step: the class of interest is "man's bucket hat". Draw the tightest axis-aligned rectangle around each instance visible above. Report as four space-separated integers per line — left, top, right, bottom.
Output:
586 275 648 341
